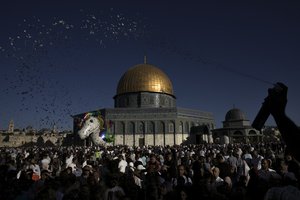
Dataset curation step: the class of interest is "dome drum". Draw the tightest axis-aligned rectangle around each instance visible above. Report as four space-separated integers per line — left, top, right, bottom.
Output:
114 92 176 108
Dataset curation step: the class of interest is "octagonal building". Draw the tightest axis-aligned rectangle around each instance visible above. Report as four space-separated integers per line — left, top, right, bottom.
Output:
73 60 215 146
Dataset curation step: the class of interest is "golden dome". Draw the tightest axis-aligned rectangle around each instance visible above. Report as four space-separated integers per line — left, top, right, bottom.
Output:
117 63 174 96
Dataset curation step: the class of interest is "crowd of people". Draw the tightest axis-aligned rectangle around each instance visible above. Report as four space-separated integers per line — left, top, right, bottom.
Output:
1 83 299 200
0 142 299 200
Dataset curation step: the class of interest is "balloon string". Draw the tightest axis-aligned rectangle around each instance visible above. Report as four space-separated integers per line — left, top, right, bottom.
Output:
216 64 274 85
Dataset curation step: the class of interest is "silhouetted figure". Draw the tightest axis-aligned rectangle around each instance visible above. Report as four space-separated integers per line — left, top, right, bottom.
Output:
262 83 300 161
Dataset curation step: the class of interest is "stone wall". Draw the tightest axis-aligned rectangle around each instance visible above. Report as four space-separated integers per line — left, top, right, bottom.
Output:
0 134 64 147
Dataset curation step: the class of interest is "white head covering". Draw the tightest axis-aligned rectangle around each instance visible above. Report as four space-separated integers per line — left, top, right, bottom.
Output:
137 164 146 170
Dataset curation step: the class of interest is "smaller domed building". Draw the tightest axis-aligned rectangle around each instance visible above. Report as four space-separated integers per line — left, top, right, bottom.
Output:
212 108 263 144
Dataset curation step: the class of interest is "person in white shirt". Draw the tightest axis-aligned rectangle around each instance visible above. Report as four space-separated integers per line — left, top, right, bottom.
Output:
242 148 253 166
30 158 41 181
212 167 224 184
41 154 51 171
207 166 224 193
118 154 128 174
65 154 73 168
250 150 264 170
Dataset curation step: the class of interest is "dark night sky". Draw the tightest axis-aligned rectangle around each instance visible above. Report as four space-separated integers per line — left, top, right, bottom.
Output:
1 1 300 131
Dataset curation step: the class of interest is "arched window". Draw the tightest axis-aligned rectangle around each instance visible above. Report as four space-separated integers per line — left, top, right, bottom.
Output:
128 122 135 134
138 121 145 133
158 121 165 133
108 121 114 133
185 122 189 133
233 131 243 135
168 121 175 133
148 121 155 133
179 121 183 133
249 130 257 135
117 121 125 133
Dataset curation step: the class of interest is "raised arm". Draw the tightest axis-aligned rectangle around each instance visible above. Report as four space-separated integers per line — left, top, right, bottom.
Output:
265 83 300 161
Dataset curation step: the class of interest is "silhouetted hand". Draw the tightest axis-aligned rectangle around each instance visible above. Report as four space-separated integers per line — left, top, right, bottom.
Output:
265 82 288 117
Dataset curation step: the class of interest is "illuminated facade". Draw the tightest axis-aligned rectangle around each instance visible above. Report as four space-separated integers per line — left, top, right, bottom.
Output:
73 60 215 146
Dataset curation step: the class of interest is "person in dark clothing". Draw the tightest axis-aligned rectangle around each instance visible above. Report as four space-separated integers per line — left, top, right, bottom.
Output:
144 170 161 200
164 149 178 181
284 152 300 180
215 153 231 179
